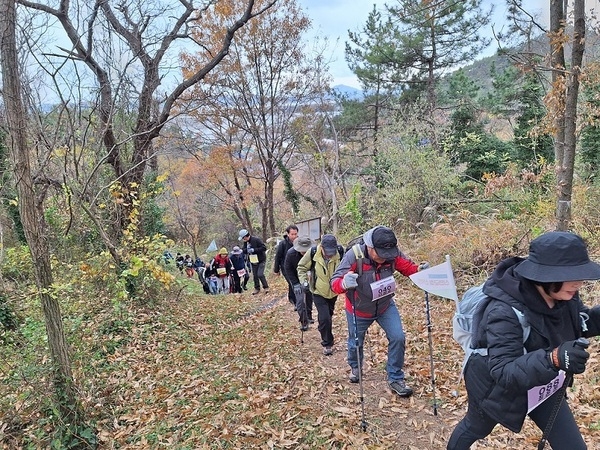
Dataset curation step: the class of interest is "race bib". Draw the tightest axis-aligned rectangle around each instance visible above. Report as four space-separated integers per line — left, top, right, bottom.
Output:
249 254 259 264
370 276 396 301
237 269 246 277
216 267 227 276
527 370 565 413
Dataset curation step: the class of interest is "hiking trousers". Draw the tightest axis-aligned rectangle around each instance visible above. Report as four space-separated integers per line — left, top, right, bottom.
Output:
251 261 269 290
313 294 337 347
447 390 586 449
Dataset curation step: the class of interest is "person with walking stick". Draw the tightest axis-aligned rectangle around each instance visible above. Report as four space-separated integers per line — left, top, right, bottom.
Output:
331 226 428 398
447 231 600 450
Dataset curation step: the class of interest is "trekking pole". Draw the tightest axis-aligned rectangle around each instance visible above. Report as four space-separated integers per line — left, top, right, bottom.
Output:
424 291 438 416
537 338 589 450
299 290 307 344
364 329 375 364
351 294 368 432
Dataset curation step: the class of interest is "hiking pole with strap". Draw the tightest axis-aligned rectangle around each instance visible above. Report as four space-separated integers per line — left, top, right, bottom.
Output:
351 291 368 432
424 290 439 416
537 337 589 450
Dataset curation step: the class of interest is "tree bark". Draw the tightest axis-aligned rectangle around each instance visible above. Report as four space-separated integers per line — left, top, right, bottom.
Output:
553 0 585 231
0 0 82 423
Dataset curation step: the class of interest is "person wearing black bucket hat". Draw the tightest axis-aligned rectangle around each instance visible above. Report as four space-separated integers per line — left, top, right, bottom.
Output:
448 231 600 450
331 226 429 398
284 236 315 331
297 234 345 355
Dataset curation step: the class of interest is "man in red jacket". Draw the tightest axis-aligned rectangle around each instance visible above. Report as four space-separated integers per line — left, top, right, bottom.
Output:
331 226 428 398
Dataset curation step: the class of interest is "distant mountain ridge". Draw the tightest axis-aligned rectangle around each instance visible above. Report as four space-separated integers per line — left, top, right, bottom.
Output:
332 84 363 99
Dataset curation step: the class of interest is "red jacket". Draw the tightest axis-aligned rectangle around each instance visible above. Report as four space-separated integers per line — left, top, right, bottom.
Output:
331 244 418 318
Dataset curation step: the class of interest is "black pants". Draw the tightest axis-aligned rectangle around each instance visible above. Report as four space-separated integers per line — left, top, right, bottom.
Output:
447 390 586 450
232 271 248 293
313 294 337 347
286 282 295 305
251 261 268 290
295 290 313 325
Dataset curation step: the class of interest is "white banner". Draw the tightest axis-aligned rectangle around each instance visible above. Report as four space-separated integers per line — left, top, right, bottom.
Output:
409 255 458 301
206 239 218 252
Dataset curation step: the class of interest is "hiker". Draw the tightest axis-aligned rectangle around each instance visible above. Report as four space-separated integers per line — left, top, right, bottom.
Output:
203 263 219 295
273 225 299 308
238 228 269 295
298 234 344 355
184 254 195 278
447 231 600 450
163 250 174 264
230 246 249 293
285 235 315 331
175 253 184 274
331 225 428 398
209 248 233 294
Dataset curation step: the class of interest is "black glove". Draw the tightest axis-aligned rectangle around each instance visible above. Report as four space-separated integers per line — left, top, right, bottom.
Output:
293 284 303 296
550 339 590 374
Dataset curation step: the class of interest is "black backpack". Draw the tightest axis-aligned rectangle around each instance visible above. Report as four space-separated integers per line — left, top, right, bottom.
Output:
309 244 345 279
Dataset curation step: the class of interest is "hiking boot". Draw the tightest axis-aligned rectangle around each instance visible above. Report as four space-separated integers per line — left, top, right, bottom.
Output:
300 323 309 332
263 288 269 294
349 367 360 383
389 380 413 398
252 289 260 295
323 347 333 356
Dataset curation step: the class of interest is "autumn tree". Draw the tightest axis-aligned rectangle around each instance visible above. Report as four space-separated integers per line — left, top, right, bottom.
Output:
545 0 585 230
179 0 330 239
16 0 275 256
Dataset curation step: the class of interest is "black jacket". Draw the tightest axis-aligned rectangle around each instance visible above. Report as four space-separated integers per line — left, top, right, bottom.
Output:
242 235 267 264
273 235 294 275
283 247 304 286
466 256 600 432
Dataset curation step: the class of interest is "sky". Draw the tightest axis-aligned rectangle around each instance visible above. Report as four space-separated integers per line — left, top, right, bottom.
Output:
296 0 553 89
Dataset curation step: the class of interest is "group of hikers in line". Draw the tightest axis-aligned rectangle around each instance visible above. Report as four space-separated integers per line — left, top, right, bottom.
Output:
168 224 600 449
165 248 251 295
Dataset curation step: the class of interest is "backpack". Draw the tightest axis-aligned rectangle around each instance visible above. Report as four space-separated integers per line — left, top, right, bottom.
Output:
453 283 530 373
309 244 345 280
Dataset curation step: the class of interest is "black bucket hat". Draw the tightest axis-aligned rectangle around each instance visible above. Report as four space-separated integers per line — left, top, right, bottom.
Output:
363 226 400 260
514 231 600 282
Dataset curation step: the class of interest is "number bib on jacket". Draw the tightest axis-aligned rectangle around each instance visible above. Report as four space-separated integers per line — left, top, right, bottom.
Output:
370 276 396 301
237 269 246 277
249 254 259 264
527 370 565 413
217 267 227 276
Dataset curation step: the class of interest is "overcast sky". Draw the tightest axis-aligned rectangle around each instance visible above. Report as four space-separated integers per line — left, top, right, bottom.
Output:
296 0 553 89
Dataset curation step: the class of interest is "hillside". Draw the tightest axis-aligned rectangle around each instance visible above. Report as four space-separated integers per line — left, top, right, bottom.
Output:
4 270 600 448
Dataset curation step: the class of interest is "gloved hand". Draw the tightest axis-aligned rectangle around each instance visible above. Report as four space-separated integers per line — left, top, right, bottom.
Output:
293 284 303 296
549 339 590 374
418 262 430 271
302 281 310 292
247 247 254 254
342 272 359 290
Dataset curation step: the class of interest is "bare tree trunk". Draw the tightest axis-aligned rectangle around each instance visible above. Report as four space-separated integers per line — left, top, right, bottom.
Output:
557 0 584 230
551 0 566 229
0 0 82 424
